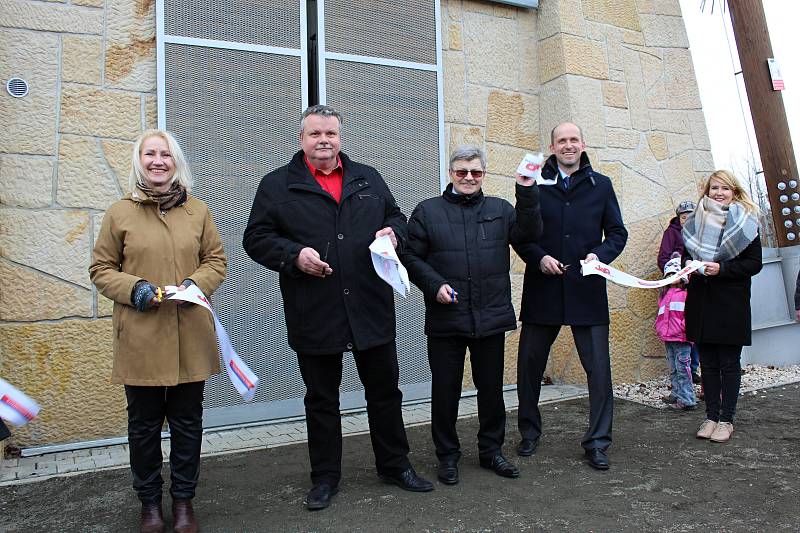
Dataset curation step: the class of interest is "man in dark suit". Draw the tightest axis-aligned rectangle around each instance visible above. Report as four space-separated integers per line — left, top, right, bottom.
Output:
243 105 433 510
515 122 628 470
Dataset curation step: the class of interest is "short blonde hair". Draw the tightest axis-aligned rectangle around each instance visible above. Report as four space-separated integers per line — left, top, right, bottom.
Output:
701 169 760 214
129 129 193 192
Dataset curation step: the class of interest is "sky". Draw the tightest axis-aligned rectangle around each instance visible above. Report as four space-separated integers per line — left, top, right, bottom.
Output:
680 0 799 179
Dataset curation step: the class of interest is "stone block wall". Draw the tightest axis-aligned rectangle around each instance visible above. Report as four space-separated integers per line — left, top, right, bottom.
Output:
0 0 156 447
441 0 712 389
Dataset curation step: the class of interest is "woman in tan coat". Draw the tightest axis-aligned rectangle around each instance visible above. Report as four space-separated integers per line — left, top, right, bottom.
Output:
90 130 226 533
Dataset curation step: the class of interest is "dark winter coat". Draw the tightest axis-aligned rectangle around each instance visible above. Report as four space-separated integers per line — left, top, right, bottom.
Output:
684 234 762 346
243 151 407 355
402 182 542 338
516 152 628 326
658 216 685 271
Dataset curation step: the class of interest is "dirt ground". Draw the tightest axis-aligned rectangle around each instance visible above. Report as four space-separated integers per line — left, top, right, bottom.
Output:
2 386 798 532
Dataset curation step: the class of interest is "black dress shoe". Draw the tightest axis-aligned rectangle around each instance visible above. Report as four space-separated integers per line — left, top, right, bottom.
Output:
517 438 539 457
584 448 609 470
305 483 338 510
379 467 434 492
436 461 459 485
479 454 520 478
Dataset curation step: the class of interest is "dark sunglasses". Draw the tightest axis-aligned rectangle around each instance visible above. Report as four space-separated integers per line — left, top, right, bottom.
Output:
451 169 486 178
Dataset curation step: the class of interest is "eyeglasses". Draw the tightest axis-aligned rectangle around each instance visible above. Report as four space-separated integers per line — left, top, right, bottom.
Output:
451 169 486 178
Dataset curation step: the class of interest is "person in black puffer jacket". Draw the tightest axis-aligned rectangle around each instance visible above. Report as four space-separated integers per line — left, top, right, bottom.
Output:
402 146 542 485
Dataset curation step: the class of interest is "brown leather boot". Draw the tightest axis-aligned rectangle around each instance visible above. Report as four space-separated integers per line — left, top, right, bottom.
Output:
172 499 198 533
139 503 165 533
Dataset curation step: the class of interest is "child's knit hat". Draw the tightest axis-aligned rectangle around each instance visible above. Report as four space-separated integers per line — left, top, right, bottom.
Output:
675 200 696 216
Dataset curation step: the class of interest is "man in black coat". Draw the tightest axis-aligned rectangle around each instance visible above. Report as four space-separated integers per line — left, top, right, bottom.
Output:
515 122 628 470
402 146 542 485
243 105 433 510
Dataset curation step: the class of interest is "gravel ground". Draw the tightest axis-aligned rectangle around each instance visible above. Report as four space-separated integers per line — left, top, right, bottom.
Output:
614 363 800 408
4 390 799 532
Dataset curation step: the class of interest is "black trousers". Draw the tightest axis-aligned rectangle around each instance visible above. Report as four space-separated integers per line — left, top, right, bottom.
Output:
125 381 205 504
517 323 613 451
427 333 506 462
697 343 743 423
297 342 411 487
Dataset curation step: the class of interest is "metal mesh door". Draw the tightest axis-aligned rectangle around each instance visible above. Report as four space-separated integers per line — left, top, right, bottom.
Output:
325 60 441 396
160 0 310 426
319 0 445 403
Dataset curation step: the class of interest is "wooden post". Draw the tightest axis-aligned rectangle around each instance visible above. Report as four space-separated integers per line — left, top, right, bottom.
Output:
728 0 800 247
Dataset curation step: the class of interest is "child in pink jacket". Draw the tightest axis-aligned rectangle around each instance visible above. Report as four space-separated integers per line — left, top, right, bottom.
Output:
654 257 697 410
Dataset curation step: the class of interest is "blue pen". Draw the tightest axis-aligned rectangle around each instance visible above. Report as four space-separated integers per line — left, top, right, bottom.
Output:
450 288 458 303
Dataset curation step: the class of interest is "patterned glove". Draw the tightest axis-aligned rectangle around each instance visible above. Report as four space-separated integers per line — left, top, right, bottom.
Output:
131 281 158 312
180 278 195 289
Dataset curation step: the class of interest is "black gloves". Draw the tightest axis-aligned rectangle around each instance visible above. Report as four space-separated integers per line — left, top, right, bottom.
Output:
131 279 195 311
131 281 158 312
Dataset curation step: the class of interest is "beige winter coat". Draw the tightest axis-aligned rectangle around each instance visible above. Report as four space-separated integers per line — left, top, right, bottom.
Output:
89 191 227 386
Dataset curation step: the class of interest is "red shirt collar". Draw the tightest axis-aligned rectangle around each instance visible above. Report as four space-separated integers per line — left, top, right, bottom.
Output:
304 155 342 176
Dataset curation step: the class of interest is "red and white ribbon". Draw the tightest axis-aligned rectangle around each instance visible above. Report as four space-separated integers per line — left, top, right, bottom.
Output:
165 285 259 402
0 377 41 426
581 259 704 289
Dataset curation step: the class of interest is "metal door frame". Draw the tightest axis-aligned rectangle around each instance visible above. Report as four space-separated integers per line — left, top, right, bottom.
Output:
155 0 445 427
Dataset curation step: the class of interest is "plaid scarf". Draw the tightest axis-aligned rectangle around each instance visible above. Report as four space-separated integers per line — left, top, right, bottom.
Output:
682 196 758 262
135 179 187 211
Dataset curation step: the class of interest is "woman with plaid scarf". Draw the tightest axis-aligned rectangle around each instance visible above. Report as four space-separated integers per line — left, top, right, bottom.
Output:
681 170 762 443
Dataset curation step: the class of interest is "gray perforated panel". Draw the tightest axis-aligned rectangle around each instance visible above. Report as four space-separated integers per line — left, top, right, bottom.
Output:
324 0 437 64
164 0 300 49
164 43 306 410
325 59 441 390
159 2 442 428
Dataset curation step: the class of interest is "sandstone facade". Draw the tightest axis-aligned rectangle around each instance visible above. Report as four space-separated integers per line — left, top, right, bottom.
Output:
0 0 155 447
441 0 711 390
1 0 710 447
